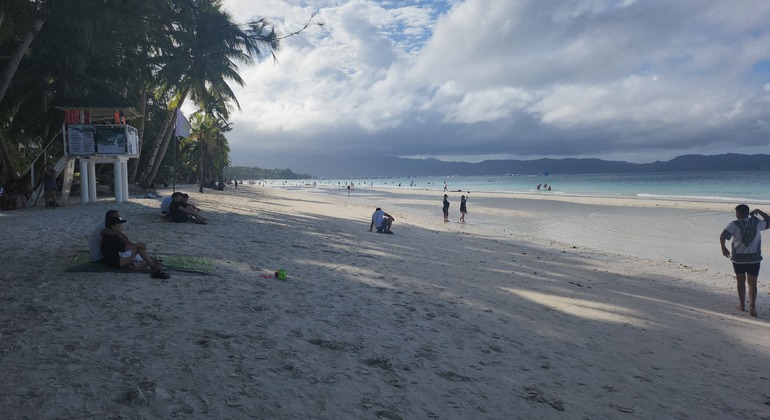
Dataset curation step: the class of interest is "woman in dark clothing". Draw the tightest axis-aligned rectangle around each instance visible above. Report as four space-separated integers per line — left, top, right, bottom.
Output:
101 216 170 279
42 164 59 208
443 194 450 222
459 195 467 223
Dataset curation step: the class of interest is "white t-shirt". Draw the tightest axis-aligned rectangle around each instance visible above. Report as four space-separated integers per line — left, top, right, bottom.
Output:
89 222 106 261
161 196 173 214
372 210 385 228
722 216 768 263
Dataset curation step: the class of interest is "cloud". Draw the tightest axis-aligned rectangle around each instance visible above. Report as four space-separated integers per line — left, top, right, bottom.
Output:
218 0 770 169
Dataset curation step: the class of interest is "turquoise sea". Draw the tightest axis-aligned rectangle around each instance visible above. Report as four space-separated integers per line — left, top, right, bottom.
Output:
303 171 770 204
260 171 770 275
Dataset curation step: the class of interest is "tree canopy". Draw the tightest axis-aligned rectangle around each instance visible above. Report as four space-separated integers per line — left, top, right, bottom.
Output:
0 0 310 189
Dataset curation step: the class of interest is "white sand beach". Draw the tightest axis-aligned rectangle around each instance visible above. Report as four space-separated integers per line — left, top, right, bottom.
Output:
1 184 769 419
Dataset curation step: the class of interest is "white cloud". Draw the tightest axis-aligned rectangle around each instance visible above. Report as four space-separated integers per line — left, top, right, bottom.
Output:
219 0 770 167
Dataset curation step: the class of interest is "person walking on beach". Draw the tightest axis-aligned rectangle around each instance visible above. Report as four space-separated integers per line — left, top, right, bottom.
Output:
442 194 450 222
444 181 448 192
43 164 59 208
370 207 394 234
720 204 769 317
459 195 467 223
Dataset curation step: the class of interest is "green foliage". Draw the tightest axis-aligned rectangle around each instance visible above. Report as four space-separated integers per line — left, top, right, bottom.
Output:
0 0 314 184
225 166 311 180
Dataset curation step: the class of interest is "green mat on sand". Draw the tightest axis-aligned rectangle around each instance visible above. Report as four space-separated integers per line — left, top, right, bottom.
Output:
66 250 216 275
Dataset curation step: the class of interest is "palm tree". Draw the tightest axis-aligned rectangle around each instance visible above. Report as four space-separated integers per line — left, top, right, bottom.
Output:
180 111 230 192
0 0 46 177
0 0 152 178
136 0 279 186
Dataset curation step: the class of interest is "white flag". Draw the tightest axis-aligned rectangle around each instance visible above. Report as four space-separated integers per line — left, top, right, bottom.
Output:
175 109 191 137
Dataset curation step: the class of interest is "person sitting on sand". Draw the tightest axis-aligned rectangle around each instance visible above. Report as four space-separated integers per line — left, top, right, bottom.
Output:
145 183 161 199
1 179 27 210
160 192 176 216
170 193 207 224
181 194 203 213
370 207 394 234
720 204 769 317
90 209 120 262
100 216 170 279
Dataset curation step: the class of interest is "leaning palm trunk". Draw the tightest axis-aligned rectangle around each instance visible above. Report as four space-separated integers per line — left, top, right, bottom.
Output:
136 108 174 185
0 131 17 179
0 15 45 177
0 15 44 106
128 86 147 184
137 86 190 186
198 147 206 193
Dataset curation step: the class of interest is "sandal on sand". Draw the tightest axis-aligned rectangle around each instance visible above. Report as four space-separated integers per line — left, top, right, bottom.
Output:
151 269 170 279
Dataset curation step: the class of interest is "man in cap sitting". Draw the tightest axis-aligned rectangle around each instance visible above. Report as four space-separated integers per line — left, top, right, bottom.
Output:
100 215 170 279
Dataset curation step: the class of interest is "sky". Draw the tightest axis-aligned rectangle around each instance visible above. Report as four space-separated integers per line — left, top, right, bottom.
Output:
213 0 770 172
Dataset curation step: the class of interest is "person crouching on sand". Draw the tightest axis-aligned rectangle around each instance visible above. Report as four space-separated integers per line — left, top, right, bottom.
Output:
370 207 394 234
720 204 769 317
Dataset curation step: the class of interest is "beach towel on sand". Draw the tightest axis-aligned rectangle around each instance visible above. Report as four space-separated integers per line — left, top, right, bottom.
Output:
66 250 216 275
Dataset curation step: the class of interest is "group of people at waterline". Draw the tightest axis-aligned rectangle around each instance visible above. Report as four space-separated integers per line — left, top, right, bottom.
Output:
443 193 467 223
367 181 768 317
369 192 468 235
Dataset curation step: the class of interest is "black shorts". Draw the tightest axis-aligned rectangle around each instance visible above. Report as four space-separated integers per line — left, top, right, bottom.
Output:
733 262 761 277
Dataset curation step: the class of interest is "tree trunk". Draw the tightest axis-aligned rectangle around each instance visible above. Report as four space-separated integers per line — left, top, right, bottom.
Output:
198 148 205 193
0 15 44 106
137 88 189 186
0 15 44 178
0 130 17 179
136 106 175 186
139 112 176 187
128 86 147 184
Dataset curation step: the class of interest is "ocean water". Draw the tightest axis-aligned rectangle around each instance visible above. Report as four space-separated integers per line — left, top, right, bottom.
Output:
260 171 770 275
305 171 770 204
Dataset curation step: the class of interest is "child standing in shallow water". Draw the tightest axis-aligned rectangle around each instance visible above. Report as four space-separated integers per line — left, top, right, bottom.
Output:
459 195 467 223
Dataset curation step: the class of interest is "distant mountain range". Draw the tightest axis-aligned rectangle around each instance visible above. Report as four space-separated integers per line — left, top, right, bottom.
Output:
296 153 770 178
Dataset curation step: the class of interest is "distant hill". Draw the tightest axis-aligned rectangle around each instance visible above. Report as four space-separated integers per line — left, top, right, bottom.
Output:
225 167 311 180
288 153 770 178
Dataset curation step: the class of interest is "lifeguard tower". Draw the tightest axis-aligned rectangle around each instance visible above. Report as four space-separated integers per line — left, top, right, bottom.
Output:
56 100 141 204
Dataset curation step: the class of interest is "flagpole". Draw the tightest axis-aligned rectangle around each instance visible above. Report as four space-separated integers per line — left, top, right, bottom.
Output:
172 136 177 193
172 109 190 194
